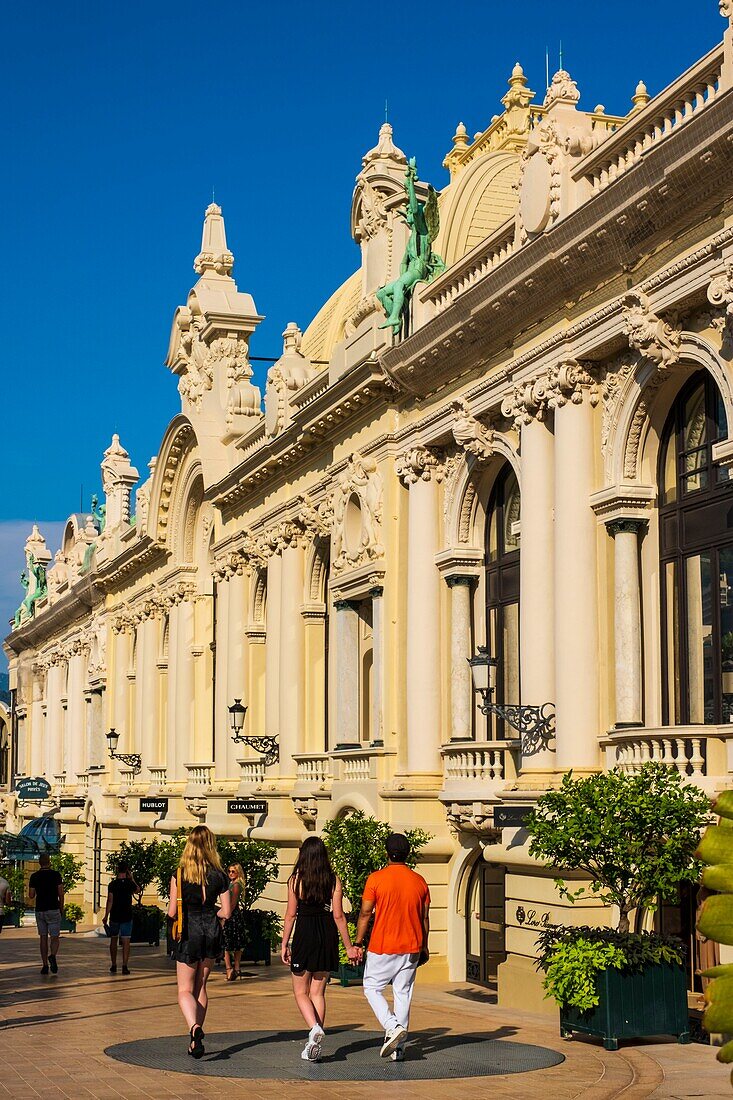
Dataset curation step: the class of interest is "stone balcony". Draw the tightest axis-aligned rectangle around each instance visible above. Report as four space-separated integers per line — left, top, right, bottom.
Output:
601 726 733 796
183 762 214 789
439 739 520 835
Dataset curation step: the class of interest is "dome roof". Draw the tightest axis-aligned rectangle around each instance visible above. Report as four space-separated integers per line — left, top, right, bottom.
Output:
301 269 361 364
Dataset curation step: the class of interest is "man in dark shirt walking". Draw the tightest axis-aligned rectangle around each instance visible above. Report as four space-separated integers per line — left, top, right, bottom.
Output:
104 862 138 975
28 853 64 975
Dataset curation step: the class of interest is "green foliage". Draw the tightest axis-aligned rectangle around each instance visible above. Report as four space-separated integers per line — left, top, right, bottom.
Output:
696 791 733 1079
153 829 279 908
322 811 431 912
338 920 358 967
217 839 279 909
105 839 159 899
4 865 26 913
536 925 685 1011
50 853 85 894
243 908 282 950
526 763 709 932
63 902 84 923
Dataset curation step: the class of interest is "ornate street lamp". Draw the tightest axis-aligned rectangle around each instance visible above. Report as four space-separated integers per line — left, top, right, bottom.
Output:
228 699 279 768
468 646 556 757
106 728 142 777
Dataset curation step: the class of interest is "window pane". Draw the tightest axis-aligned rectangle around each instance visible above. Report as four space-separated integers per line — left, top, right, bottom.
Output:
662 431 677 504
503 602 520 715
686 554 713 723
684 384 708 451
720 549 733 721
487 503 498 562
503 471 521 553
665 562 681 724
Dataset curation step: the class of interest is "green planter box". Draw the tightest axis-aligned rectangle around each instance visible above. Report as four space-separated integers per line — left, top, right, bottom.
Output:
560 962 691 1050
4 908 22 928
130 908 161 946
332 961 365 987
241 911 273 966
59 919 77 933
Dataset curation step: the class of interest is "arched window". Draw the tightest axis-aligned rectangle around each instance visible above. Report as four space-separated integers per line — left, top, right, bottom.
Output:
660 372 733 724
485 464 520 738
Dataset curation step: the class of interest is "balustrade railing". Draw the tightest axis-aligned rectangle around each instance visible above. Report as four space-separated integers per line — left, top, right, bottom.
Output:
442 742 515 784
238 759 265 786
605 732 706 777
76 772 89 794
573 43 724 197
422 218 517 317
183 763 214 788
294 754 331 785
148 766 168 787
53 773 67 793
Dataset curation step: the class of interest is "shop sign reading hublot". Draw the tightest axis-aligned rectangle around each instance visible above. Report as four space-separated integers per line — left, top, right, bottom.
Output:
140 797 169 814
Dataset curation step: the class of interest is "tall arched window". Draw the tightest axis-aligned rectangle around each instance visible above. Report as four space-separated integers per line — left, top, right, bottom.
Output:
485 464 520 738
660 372 733 724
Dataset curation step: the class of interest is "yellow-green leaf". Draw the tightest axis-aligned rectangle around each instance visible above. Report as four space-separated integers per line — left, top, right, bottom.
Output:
716 1037 733 1064
703 1001 733 1034
703 865 733 893
698 894 733 945
705 977 733 1007
696 826 733 866
703 963 733 980
715 790 733 822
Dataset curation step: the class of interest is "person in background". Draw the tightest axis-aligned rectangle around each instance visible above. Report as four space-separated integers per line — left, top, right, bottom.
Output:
168 825 232 1058
28 853 64 975
354 833 430 1061
104 861 139 975
222 863 247 981
281 836 361 1062
0 870 11 935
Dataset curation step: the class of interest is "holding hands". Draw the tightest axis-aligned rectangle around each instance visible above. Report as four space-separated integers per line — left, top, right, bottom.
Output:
346 943 363 965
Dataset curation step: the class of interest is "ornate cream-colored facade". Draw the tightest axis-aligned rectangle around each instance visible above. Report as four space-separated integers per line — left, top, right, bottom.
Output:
6 8 733 1010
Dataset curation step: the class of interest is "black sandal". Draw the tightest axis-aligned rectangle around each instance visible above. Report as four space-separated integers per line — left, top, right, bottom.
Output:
188 1025 205 1058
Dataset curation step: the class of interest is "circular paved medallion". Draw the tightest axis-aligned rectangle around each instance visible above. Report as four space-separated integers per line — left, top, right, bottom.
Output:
106 1028 565 1080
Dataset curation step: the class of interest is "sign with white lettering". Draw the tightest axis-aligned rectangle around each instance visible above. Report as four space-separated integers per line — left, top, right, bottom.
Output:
59 798 86 809
16 777 52 801
227 799 267 815
493 805 532 829
140 797 168 814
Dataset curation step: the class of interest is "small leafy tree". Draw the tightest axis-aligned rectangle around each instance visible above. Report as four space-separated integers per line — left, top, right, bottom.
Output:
106 839 159 903
218 838 279 909
696 789 733 1070
4 865 26 913
323 811 431 913
50 853 85 894
527 763 709 933
153 829 188 899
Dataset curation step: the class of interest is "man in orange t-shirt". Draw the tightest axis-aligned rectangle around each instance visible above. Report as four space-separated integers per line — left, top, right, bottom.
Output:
354 833 430 1060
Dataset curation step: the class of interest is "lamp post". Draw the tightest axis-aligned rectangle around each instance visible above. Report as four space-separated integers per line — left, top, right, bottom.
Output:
468 645 556 756
227 699 279 768
105 728 142 777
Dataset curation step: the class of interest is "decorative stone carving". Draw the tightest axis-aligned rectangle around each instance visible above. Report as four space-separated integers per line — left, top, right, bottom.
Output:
721 1 733 23
331 453 384 574
501 376 550 426
622 289 681 368
293 797 319 827
184 796 208 819
600 359 635 455
85 619 108 681
299 493 332 540
449 399 495 461
444 801 501 838
264 324 316 438
707 263 733 334
547 359 599 409
100 434 139 530
623 371 664 479
396 446 443 486
543 69 581 108
112 581 196 634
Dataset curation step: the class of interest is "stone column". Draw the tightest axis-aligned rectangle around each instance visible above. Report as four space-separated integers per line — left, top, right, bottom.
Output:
112 630 130 748
334 600 360 748
302 605 327 753
370 586 384 744
447 577 474 742
165 607 180 780
519 415 556 774
222 571 245 778
279 542 305 774
30 676 45 777
399 448 443 777
175 598 195 780
141 617 159 760
47 663 63 778
66 651 86 779
608 520 645 727
265 553 282 744
553 366 599 771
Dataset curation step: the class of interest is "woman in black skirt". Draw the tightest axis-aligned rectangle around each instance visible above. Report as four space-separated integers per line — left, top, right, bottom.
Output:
281 836 360 1061
168 825 232 1058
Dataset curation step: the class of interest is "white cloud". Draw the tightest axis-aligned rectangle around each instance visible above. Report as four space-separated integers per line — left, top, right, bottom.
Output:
0 521 66 663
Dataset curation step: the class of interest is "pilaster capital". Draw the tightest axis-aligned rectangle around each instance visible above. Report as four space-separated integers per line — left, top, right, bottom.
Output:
707 261 733 332
500 376 550 427
621 289 681 368
396 445 443 486
448 398 495 462
590 484 656 525
547 358 599 409
606 518 647 538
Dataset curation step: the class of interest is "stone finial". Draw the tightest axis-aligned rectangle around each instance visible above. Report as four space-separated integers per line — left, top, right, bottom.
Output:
502 61 534 111
721 1 733 25
544 69 580 108
25 524 51 565
194 202 235 277
631 80 650 112
451 122 470 151
101 433 139 528
362 122 407 170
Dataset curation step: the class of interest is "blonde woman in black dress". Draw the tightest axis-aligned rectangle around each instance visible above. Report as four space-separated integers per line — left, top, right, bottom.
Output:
281 836 360 1061
223 862 247 981
168 826 232 1058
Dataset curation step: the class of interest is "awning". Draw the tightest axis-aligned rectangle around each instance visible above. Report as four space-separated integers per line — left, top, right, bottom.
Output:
19 816 62 852
0 831 41 861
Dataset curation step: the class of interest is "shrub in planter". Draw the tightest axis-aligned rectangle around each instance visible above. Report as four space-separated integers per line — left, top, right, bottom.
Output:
50 853 85 895
4 865 26 921
61 902 85 932
696 788 733 1077
527 763 708 1048
242 909 281 965
106 839 159 902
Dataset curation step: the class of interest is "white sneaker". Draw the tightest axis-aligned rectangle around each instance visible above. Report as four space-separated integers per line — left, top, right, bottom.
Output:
301 1038 322 1061
309 1024 325 1045
390 1046 405 1062
380 1025 407 1057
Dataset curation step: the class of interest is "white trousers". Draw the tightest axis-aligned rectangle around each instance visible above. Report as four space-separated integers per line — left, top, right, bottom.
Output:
363 951 419 1033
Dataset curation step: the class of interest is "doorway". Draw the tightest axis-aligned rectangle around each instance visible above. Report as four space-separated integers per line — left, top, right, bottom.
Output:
466 860 506 986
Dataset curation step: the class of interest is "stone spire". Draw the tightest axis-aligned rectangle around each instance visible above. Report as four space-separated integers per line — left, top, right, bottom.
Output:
101 433 139 530
450 122 470 152
193 202 234 277
631 80 650 112
361 122 407 172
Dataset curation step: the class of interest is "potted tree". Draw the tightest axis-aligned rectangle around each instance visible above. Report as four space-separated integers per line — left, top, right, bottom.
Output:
526 762 709 1050
696 788 733 1070
4 865 26 927
323 812 430 985
106 839 161 945
50 854 85 932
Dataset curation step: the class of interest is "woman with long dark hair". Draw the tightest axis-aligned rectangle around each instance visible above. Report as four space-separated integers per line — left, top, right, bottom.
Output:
168 825 232 1058
281 836 359 1061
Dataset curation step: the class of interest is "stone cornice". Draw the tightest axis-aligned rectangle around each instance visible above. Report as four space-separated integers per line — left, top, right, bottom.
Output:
589 484 657 523
382 85 733 396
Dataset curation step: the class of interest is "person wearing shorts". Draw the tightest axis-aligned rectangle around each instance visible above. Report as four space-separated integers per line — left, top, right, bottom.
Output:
104 862 138 975
28 853 64 975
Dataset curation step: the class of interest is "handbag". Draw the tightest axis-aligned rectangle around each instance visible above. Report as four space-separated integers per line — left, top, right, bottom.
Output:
171 868 184 942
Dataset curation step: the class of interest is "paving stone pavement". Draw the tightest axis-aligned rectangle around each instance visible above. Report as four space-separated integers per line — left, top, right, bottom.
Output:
0 928 729 1099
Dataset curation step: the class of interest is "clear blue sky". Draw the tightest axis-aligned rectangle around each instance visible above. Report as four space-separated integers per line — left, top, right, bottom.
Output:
0 0 724 565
